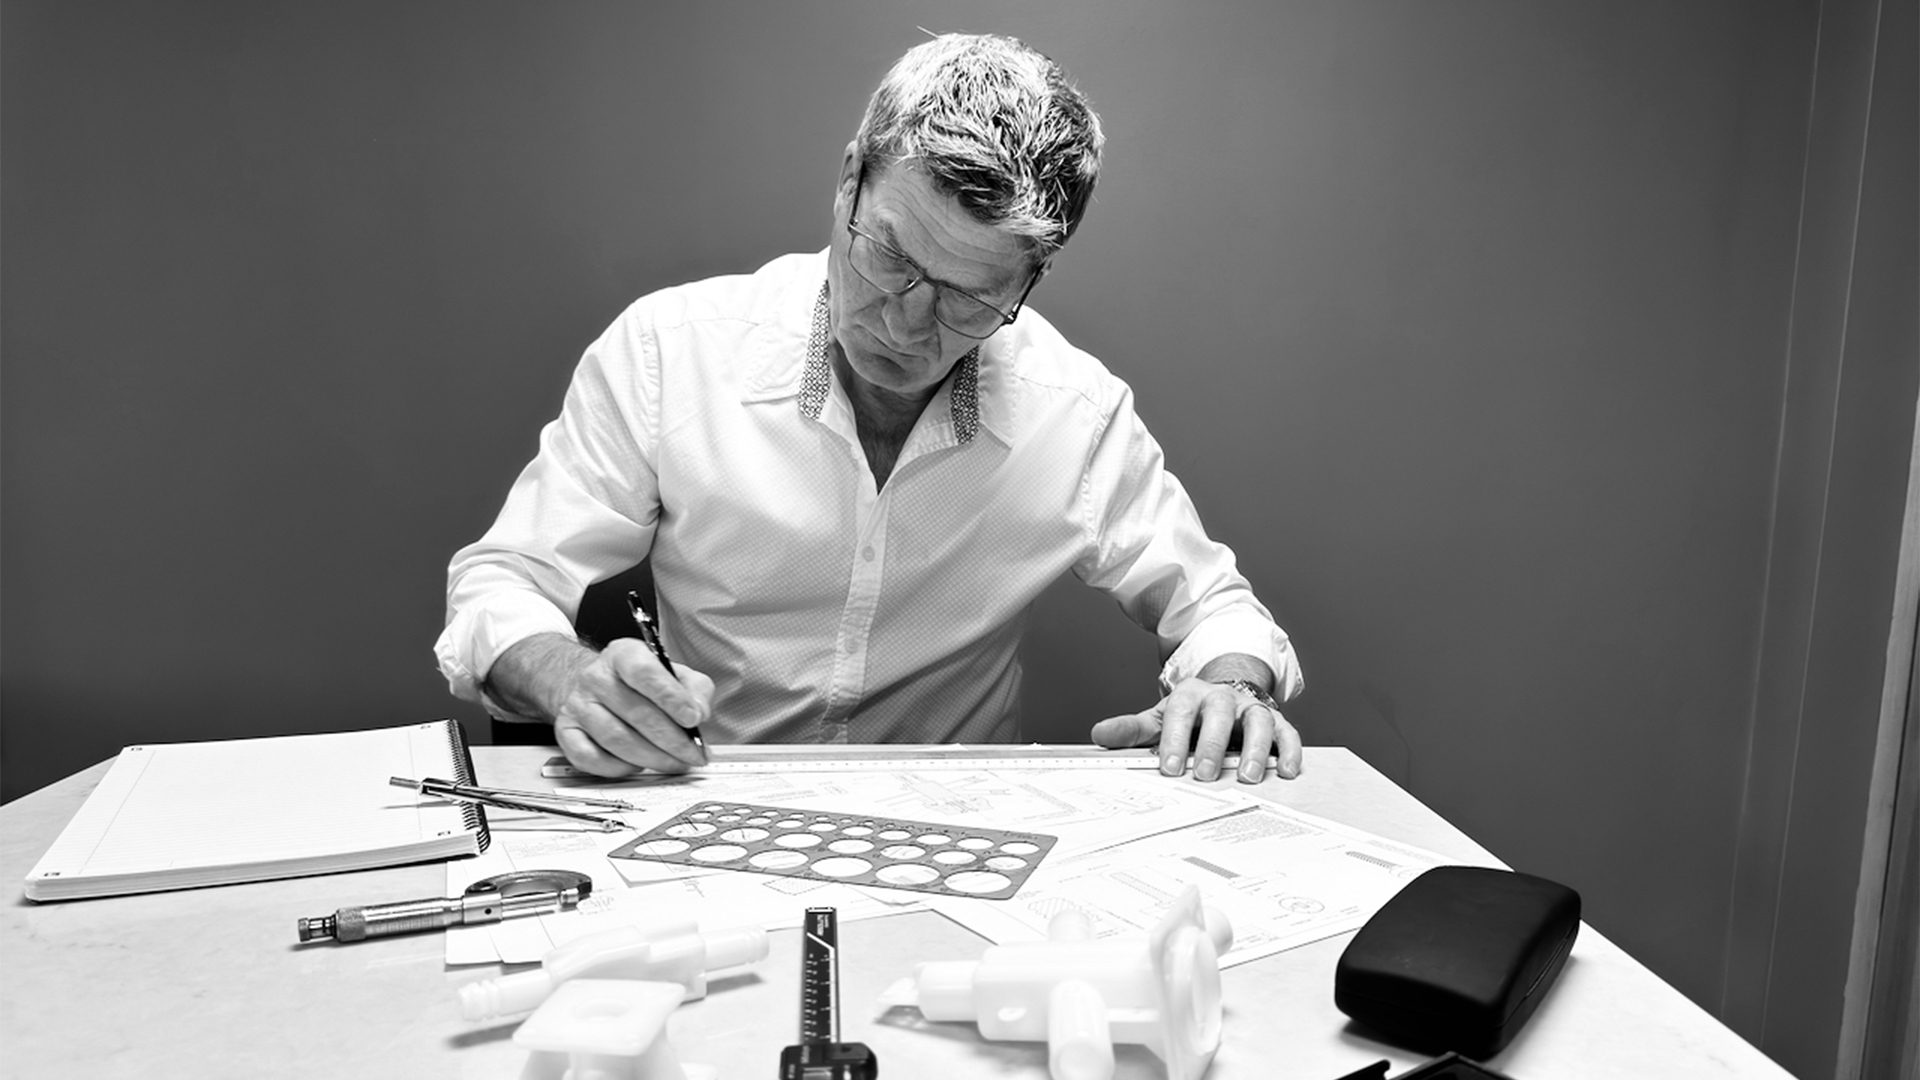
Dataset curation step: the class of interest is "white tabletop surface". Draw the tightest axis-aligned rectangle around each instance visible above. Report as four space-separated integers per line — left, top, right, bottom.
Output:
1 745 1794 1079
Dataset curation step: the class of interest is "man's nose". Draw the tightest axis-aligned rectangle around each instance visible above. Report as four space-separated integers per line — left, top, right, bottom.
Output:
879 280 940 341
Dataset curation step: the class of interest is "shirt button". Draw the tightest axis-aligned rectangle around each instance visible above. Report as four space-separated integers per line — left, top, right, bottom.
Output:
862 546 875 562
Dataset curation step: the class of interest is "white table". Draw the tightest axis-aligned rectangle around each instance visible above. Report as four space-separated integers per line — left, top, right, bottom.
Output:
0 746 1793 1078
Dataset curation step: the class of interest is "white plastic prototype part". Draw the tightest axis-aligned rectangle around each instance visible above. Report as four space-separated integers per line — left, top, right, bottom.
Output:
887 885 1232 1080
460 918 769 1022
512 979 715 1080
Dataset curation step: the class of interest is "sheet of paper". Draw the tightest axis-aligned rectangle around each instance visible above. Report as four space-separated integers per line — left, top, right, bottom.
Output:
444 812 918 965
922 800 1483 967
596 765 1257 857
445 764 1256 965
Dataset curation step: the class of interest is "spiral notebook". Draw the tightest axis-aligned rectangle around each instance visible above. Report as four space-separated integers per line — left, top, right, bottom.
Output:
23 719 490 902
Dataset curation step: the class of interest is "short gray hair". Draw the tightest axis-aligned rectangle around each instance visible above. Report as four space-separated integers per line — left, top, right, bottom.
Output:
854 34 1105 256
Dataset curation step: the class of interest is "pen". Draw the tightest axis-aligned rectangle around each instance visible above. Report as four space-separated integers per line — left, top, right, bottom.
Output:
628 590 708 758
297 869 593 943
394 776 638 811
391 777 631 832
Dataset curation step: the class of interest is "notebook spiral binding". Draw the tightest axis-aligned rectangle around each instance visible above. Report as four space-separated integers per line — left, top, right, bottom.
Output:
443 719 492 853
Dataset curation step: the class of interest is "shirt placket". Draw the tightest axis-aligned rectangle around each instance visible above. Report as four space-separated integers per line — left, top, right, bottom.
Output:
814 395 957 739
820 479 890 737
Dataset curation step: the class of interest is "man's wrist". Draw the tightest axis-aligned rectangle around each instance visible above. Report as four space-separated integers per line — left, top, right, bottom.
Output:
485 633 598 722
1194 653 1275 695
1216 678 1282 713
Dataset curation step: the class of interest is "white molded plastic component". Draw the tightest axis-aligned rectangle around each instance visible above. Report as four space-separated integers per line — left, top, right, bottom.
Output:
512 979 715 1080
461 919 769 1021
895 885 1231 1080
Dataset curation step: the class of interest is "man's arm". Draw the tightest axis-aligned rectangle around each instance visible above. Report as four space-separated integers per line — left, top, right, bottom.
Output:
1091 652 1303 784
1066 375 1304 783
486 632 714 777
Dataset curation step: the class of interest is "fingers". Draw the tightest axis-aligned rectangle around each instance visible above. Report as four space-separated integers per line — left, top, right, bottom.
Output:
1114 678 1306 784
1186 689 1240 782
1231 705 1302 782
1090 710 1162 750
1273 711 1304 780
603 641 710 730
1236 702 1277 784
552 644 712 776
552 711 648 778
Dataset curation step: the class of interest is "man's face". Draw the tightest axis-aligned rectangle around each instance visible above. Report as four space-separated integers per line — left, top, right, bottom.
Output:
827 163 1033 403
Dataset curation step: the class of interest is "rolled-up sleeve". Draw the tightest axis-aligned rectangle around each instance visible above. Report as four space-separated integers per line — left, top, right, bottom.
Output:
1072 383 1303 703
435 307 663 715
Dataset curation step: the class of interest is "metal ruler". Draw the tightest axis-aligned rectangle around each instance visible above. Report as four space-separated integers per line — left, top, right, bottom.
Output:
778 906 877 1079
540 747 1269 779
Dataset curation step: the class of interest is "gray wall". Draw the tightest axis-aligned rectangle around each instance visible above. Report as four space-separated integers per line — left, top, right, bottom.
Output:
4 3 1911 1077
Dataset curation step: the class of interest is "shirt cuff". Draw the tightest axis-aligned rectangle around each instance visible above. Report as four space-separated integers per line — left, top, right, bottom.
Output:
1158 608 1305 701
436 591 580 722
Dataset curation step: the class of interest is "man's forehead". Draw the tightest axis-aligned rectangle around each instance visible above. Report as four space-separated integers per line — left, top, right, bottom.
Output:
862 165 1033 292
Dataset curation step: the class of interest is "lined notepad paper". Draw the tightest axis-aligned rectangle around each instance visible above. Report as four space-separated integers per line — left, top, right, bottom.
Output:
23 720 490 902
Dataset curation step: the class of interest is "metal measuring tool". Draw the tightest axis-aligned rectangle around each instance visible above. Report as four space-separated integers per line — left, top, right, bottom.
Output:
296 869 593 943
778 906 878 1079
390 776 632 831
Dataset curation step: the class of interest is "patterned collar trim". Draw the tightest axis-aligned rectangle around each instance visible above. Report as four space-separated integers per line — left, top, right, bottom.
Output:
799 282 980 444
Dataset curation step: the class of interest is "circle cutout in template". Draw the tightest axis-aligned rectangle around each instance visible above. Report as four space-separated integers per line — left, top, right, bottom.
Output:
876 829 911 841
880 845 925 860
688 811 713 821
827 838 874 855
666 822 717 838
627 839 690 857
932 850 976 866
957 837 993 850
698 804 726 812
985 855 1027 871
943 871 1014 895
810 856 873 878
747 816 775 826
999 841 1039 856
774 833 823 848
689 844 748 863
775 819 804 830
875 863 940 887
916 833 952 846
807 822 838 833
841 825 873 837
716 814 742 823
748 850 809 870
720 827 770 843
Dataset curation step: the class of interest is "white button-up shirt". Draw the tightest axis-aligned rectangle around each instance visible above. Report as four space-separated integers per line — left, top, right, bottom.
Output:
437 251 1301 744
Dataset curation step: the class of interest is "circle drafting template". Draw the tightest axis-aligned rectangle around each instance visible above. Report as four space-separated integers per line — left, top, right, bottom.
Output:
609 800 1059 900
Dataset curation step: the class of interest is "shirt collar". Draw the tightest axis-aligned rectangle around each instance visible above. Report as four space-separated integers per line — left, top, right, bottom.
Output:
798 281 984 444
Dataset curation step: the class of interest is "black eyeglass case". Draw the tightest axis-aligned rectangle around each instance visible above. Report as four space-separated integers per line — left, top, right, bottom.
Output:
1334 865 1581 1059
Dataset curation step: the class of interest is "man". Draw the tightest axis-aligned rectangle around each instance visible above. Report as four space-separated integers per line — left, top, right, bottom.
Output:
437 33 1303 784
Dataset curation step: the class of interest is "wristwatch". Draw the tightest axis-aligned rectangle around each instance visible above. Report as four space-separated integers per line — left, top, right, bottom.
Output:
1217 678 1281 713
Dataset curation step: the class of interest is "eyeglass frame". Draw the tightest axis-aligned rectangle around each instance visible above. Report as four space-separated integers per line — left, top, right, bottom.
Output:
844 172 1042 340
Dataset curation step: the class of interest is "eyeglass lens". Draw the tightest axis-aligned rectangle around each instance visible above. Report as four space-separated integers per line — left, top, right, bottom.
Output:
847 231 1010 339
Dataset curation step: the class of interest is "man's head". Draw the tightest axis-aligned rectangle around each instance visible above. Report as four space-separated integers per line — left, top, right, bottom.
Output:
853 33 1104 258
827 34 1104 408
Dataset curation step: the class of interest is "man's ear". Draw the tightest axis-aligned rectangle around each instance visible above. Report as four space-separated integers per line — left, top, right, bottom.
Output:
832 142 861 218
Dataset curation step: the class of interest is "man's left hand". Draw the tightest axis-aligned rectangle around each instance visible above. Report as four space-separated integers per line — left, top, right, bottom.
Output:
1091 676 1302 783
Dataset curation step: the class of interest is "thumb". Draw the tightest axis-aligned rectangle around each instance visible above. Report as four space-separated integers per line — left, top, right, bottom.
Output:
1091 711 1163 749
675 666 717 725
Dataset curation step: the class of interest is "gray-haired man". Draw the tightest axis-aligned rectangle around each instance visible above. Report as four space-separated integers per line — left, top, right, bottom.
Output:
438 34 1304 784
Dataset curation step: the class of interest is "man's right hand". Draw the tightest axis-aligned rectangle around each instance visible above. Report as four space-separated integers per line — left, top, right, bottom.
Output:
487 634 715 778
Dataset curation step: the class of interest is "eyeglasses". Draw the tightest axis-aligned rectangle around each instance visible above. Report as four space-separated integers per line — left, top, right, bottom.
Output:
845 180 1039 340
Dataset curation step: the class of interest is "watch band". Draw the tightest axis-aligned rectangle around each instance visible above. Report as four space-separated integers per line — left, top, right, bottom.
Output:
1218 678 1281 713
